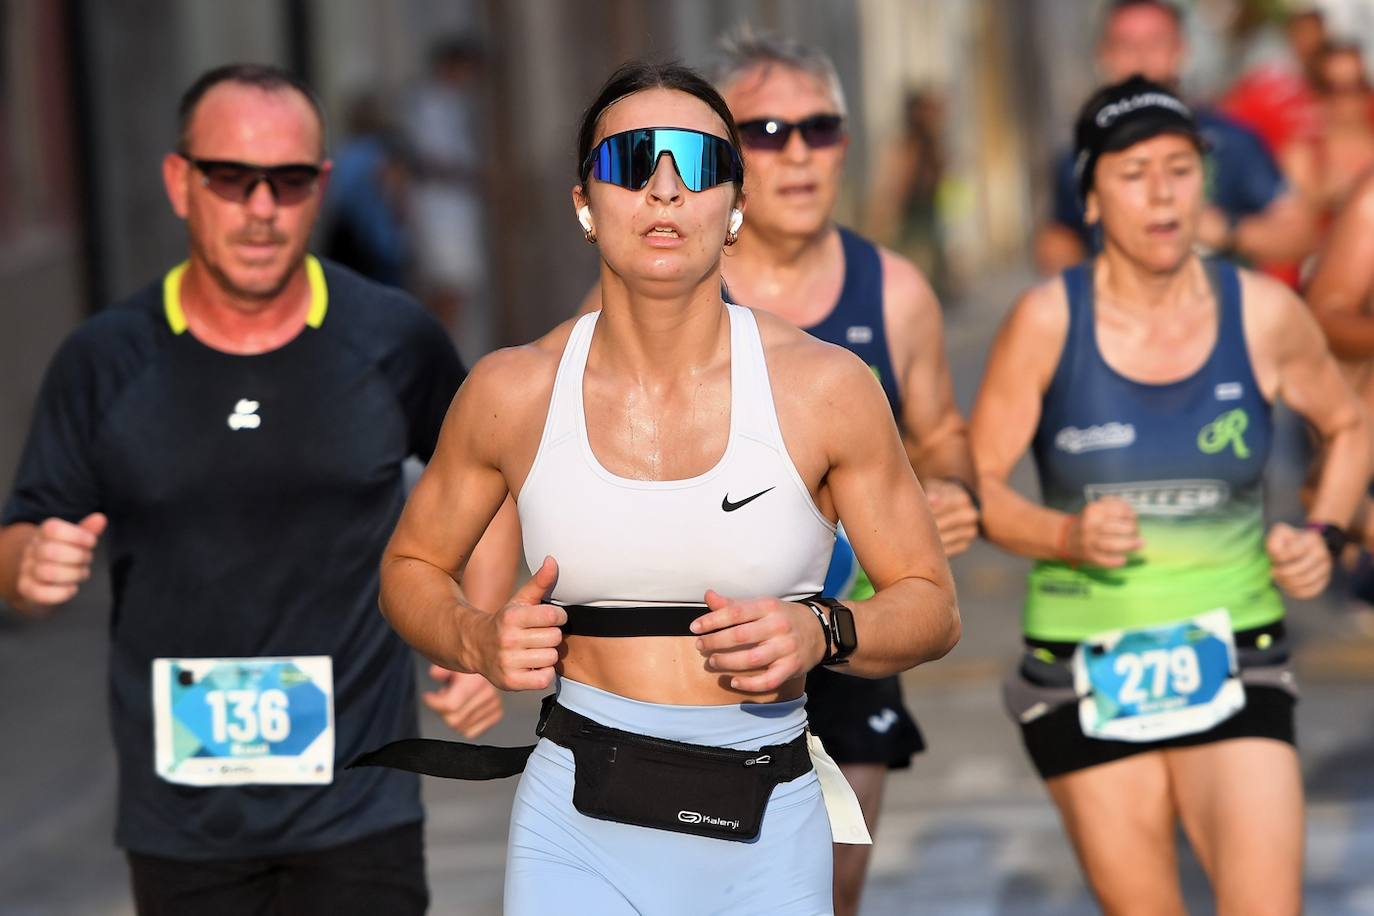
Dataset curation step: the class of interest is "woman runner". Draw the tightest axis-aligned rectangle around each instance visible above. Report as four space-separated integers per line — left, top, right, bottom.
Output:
972 75 1369 915
375 62 959 915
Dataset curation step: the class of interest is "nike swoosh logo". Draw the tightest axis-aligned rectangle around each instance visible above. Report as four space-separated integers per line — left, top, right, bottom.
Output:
721 487 774 512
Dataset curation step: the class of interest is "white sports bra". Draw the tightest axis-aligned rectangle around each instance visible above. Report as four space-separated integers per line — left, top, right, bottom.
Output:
518 304 835 606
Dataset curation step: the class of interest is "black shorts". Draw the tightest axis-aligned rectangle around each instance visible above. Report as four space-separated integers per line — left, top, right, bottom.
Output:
1021 684 1295 780
804 667 925 769
1009 621 1297 780
126 821 427 916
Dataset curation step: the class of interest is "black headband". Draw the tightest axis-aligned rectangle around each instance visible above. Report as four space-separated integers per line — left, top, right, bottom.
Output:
1073 75 1205 203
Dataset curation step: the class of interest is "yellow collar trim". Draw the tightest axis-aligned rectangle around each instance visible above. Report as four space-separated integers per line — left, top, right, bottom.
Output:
304 255 328 328
162 262 190 334
161 255 329 334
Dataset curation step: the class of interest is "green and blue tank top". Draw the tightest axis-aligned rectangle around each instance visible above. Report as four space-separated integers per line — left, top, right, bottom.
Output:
1025 259 1283 642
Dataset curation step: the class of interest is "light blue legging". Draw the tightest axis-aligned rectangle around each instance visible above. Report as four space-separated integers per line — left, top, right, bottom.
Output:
504 678 834 915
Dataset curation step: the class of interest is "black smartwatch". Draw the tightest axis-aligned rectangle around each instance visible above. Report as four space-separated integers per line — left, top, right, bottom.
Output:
1305 521 1348 558
803 595 857 666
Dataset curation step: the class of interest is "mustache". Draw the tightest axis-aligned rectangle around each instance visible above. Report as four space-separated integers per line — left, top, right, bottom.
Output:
231 226 289 245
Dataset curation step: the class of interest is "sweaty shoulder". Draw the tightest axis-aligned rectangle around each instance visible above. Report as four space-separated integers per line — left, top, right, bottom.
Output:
454 317 577 442
995 274 1071 391
1237 265 1324 399
1238 265 1306 330
1008 273 1070 341
754 307 889 418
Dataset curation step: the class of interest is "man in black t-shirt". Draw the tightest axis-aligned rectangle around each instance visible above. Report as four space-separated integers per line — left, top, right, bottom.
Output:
0 64 515 915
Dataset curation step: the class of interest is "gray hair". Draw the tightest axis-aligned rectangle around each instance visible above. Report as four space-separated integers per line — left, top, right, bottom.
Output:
709 23 848 117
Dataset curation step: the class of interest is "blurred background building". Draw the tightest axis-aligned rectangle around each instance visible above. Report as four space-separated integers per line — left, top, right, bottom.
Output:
16 0 1374 461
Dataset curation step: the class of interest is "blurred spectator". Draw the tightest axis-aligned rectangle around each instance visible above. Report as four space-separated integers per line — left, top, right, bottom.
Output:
404 36 487 331
321 93 412 287
864 89 955 299
1035 0 1316 278
1283 41 1374 220
1220 6 1326 159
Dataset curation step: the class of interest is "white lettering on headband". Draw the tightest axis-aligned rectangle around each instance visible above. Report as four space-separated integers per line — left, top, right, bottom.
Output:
1095 92 1193 128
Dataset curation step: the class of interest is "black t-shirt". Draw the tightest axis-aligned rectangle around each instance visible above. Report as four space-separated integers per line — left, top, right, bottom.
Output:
3 258 466 860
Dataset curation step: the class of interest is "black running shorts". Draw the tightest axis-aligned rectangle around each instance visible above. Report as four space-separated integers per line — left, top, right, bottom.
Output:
804 667 925 769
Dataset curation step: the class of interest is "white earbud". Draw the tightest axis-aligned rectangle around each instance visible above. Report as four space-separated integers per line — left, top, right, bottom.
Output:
728 208 744 236
577 206 594 233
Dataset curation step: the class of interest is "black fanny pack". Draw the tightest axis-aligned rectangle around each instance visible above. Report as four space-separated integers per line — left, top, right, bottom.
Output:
351 698 812 843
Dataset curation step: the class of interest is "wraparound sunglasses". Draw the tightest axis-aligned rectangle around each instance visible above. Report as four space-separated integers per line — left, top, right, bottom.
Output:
581 127 743 192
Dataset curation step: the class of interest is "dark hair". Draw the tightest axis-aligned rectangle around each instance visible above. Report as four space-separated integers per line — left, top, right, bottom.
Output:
177 63 327 156
1073 75 1204 203
1103 0 1183 35
575 60 743 187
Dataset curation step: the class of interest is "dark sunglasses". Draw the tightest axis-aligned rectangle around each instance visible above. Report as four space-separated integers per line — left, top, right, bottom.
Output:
180 154 322 205
581 127 743 192
736 114 846 151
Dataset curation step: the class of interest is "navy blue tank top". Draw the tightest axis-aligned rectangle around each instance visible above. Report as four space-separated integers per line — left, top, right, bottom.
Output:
799 227 900 600
1025 259 1283 641
805 227 902 417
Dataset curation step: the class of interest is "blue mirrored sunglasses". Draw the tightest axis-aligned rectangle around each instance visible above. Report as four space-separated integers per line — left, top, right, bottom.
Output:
581 127 743 192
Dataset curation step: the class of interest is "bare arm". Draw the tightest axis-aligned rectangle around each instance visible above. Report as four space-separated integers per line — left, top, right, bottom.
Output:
1246 272 1371 527
883 250 972 483
460 495 521 613
972 283 1147 567
380 348 565 689
0 523 37 611
1227 191 1317 266
972 282 1075 558
830 348 961 674
1304 176 1374 360
881 249 979 555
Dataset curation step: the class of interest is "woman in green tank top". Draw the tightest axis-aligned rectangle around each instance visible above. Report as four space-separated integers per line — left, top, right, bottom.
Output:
971 77 1369 915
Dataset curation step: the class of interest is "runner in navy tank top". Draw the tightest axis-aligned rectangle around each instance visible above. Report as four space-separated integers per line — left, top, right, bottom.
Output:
973 76 1368 915
709 30 979 916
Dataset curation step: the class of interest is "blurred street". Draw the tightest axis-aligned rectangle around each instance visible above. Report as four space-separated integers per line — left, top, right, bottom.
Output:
4 269 1374 916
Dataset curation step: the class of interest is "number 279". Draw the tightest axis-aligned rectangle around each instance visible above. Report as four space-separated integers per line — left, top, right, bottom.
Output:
1115 647 1201 704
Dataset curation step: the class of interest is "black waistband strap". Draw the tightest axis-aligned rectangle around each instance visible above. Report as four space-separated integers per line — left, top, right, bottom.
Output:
539 702 812 780
347 695 557 780
348 736 537 780
349 697 812 782
558 603 703 637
